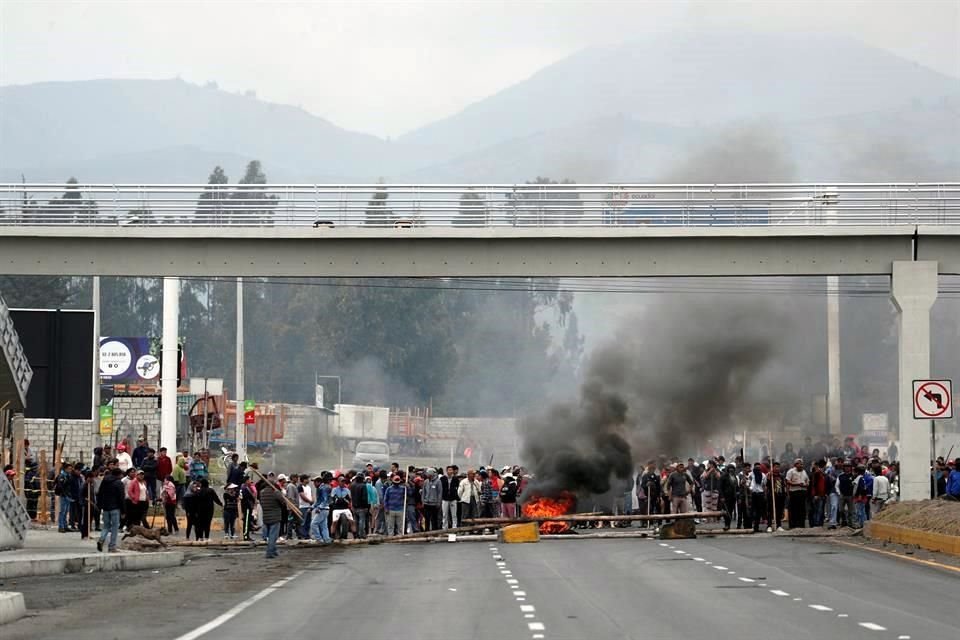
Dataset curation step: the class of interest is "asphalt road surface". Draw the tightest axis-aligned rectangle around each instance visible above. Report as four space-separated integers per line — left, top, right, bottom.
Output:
6 536 956 640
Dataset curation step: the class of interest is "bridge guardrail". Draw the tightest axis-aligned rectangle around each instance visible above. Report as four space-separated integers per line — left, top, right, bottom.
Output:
1 183 958 228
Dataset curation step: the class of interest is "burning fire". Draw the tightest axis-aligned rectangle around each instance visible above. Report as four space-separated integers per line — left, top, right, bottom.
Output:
522 492 576 534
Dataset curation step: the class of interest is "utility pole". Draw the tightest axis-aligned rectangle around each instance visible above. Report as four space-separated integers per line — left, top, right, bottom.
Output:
235 277 246 460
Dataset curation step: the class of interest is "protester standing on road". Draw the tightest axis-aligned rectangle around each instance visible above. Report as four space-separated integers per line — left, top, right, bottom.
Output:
310 474 333 544
441 465 460 529
500 473 518 519
365 475 380 536
764 462 786 532
222 483 239 539
162 475 179 534
97 468 124 552
749 463 766 533
458 468 482 525
193 478 222 541
700 460 721 513
240 475 258 541
259 480 283 559
383 474 407 536
422 468 443 531
127 469 150 529
667 463 693 515
172 454 187 503
785 458 809 529
349 473 369 539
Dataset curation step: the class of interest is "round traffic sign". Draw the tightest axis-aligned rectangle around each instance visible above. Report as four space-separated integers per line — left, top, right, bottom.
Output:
915 381 951 418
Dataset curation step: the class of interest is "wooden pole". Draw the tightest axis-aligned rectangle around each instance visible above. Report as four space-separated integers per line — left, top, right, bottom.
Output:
86 477 92 536
53 441 64 528
38 449 49 524
12 438 22 495
248 466 302 519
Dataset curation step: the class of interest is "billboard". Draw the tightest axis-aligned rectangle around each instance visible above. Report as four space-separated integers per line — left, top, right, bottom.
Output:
99 336 159 382
10 309 94 420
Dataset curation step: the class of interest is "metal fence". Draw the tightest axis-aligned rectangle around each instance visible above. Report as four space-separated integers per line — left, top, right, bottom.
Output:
1 183 958 227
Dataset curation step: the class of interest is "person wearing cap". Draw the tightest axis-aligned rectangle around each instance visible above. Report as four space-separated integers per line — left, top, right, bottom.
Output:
126 469 150 529
785 458 809 529
382 474 408 536
222 482 239 539
421 468 443 531
330 475 354 540
116 444 132 473
310 474 333 544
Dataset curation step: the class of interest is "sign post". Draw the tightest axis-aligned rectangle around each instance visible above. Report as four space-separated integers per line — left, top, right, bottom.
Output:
243 399 255 446
913 379 952 465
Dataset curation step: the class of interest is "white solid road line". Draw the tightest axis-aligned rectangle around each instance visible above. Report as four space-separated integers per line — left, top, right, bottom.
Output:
173 570 304 640
858 623 887 631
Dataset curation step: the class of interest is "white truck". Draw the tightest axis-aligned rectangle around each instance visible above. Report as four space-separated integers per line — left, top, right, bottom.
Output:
333 404 389 451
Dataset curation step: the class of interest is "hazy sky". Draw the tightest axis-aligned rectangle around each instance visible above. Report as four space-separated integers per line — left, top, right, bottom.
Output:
2 0 958 137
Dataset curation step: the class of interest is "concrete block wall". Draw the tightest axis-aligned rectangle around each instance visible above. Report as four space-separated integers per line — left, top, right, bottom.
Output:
113 396 161 442
425 417 519 460
23 419 97 464
275 405 330 448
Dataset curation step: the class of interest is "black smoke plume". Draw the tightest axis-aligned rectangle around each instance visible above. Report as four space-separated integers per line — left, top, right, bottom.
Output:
520 296 789 499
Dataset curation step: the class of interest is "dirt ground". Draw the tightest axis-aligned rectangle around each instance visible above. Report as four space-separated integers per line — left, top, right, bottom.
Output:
871 499 960 535
0 545 345 640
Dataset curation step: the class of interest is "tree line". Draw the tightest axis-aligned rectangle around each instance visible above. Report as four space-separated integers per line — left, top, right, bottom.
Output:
0 162 584 416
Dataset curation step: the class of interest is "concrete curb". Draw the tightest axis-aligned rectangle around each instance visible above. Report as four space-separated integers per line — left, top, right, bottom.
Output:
0 591 26 625
0 551 184 579
865 521 960 556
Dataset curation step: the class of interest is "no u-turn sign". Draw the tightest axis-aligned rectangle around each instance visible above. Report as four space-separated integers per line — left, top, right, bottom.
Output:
913 379 952 419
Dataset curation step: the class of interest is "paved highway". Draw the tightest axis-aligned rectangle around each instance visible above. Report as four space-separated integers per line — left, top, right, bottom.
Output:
181 536 955 640
6 536 956 639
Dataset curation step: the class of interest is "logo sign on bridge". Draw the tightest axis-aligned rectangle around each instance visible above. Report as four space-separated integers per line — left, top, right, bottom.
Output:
913 379 952 419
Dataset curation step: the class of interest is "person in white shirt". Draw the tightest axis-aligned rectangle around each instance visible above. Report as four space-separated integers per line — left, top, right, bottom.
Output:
785 458 810 529
872 471 891 513
116 444 133 473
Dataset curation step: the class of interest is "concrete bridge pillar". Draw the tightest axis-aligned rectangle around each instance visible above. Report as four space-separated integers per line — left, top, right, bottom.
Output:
890 261 938 502
160 277 179 454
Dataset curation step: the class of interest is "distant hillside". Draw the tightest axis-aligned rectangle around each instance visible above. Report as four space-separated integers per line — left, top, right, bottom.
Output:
403 115 690 182
0 78 410 181
399 30 960 163
1 30 957 185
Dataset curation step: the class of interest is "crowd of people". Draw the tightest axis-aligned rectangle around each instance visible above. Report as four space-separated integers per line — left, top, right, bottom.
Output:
631 435 958 532
215 458 527 557
5 433 960 558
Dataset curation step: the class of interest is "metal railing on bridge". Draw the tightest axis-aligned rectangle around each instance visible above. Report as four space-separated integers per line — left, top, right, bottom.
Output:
1 183 958 228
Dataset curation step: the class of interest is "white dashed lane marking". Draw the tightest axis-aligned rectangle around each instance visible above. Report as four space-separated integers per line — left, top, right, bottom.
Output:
514 590 527 596
528 622 545 631
680 548 906 640
521 605 535 612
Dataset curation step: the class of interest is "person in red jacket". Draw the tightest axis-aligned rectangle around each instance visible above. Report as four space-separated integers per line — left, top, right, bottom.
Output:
156 448 173 494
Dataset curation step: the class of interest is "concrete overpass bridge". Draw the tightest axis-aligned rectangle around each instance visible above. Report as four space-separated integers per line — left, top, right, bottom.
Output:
1 182 958 500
